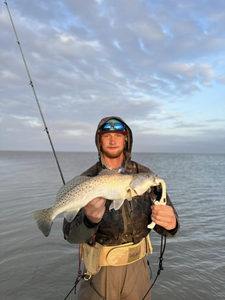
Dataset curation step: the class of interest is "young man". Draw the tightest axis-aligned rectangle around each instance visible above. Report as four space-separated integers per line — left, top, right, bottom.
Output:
63 116 180 300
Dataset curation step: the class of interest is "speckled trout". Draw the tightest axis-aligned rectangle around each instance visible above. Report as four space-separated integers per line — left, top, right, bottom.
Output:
31 172 165 237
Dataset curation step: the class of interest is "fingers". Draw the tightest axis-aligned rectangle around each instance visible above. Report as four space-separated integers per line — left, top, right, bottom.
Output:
84 197 106 224
87 197 106 207
151 205 176 230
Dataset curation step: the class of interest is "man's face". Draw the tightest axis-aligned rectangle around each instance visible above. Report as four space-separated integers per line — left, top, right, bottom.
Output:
100 132 126 159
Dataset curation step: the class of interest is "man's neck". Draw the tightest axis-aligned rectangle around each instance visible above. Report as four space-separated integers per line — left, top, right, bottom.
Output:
103 153 124 168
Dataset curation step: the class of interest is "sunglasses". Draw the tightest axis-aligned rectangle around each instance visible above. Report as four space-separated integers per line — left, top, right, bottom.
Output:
101 122 125 131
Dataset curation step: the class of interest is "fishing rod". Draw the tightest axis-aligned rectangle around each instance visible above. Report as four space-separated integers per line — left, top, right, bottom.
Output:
5 0 65 185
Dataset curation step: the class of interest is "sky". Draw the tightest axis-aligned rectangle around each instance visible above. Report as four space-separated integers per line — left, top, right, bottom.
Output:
1 0 225 154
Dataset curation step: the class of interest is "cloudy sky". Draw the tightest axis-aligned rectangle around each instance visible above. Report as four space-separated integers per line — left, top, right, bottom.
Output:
1 0 225 153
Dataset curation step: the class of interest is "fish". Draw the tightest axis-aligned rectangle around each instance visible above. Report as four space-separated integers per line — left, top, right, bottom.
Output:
31 171 164 237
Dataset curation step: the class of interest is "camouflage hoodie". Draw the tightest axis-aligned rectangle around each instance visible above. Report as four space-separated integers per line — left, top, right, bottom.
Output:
63 116 180 246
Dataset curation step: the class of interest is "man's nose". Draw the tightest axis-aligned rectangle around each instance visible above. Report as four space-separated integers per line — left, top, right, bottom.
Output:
110 136 116 144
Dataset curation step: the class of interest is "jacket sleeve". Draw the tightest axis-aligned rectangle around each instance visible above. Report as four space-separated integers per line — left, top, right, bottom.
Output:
63 208 101 244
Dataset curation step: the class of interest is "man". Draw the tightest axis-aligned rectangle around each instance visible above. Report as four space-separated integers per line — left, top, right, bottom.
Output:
63 116 179 300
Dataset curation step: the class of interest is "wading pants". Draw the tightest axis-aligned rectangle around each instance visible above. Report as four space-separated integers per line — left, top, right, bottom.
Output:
78 256 151 300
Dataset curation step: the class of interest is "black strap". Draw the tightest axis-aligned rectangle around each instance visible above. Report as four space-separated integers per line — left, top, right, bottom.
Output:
90 281 105 300
64 276 82 300
142 234 166 299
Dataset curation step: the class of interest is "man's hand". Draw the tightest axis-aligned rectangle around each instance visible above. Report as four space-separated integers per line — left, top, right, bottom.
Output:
84 197 106 224
151 205 177 230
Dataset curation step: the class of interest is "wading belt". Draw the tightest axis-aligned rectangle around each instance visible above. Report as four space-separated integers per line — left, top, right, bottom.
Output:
99 235 152 266
82 235 153 278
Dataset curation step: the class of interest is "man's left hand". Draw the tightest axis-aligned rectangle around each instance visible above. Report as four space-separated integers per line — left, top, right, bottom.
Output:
151 205 177 230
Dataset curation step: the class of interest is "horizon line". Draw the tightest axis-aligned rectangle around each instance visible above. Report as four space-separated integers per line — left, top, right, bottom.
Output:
0 150 224 155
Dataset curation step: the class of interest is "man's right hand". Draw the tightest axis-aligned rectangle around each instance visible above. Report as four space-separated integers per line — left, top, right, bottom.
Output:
84 197 106 224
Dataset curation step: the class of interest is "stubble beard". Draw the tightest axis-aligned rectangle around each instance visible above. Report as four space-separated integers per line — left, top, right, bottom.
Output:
103 148 124 159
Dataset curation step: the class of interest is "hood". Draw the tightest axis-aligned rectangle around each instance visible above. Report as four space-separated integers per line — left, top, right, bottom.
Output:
95 116 133 168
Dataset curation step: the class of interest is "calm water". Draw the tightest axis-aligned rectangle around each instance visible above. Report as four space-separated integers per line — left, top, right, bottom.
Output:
0 151 224 300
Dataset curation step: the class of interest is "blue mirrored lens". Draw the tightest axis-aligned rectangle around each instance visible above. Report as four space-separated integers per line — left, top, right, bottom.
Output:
102 123 125 131
102 123 112 130
113 123 124 130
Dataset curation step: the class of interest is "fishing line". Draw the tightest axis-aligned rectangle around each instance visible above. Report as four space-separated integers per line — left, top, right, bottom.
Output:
4 0 65 185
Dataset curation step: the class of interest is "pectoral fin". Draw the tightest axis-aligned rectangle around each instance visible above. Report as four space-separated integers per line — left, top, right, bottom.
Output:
64 210 79 222
109 200 124 211
125 188 133 201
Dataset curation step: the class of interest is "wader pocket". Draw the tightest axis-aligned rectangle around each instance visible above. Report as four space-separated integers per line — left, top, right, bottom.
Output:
82 242 103 276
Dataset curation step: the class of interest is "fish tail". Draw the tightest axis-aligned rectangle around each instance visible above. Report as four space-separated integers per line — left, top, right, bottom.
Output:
31 208 54 237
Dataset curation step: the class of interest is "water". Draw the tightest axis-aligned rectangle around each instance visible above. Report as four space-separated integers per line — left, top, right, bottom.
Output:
0 151 224 300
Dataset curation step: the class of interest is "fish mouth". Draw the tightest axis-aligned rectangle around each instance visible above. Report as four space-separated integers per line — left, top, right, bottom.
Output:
154 178 159 184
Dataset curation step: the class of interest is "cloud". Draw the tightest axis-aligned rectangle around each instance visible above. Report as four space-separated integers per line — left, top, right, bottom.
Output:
217 76 225 85
0 0 225 153
173 121 207 129
206 118 225 123
11 115 42 128
1 69 22 82
160 62 214 84
160 111 181 120
132 21 165 42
